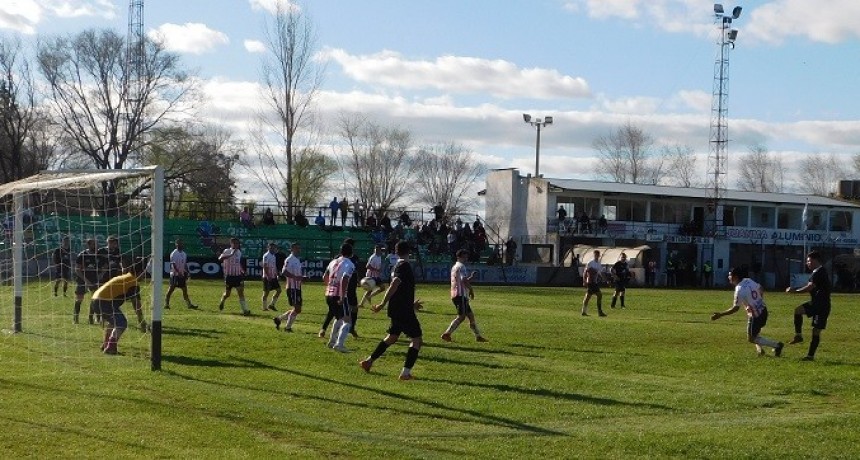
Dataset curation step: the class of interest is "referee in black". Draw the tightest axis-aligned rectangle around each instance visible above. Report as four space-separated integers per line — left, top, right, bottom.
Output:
360 241 422 380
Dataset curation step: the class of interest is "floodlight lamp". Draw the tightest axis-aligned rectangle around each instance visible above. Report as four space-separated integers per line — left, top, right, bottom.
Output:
544 116 553 125
732 6 742 19
523 113 532 123
714 3 724 15
728 29 738 41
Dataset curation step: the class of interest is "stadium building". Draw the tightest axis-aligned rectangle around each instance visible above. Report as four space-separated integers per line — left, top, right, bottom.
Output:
484 168 860 289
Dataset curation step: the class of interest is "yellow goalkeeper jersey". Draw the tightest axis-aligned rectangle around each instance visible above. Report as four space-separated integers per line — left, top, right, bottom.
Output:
93 272 138 301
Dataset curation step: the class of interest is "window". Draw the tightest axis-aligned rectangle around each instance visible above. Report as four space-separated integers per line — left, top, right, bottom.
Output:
752 206 775 228
777 208 802 229
724 205 748 226
829 210 853 232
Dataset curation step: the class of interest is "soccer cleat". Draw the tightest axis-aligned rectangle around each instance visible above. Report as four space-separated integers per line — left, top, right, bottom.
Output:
789 335 804 345
801 355 815 361
774 342 784 357
267 304 277 311
73 315 79 324
476 336 489 343
285 327 293 333
139 321 148 333
242 310 251 316
333 345 350 353
318 330 326 338
359 359 373 373
581 312 588 316
103 343 118 355
218 302 224 311
441 332 452 342
398 373 415 381
273 317 281 330
350 330 360 339
88 315 95 325
598 312 608 317
164 304 170 310
187 304 198 310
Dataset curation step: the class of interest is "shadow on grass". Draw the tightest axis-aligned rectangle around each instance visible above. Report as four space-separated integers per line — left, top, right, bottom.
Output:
161 354 264 368
0 414 147 451
423 377 675 412
166 357 567 437
418 353 526 371
162 326 224 339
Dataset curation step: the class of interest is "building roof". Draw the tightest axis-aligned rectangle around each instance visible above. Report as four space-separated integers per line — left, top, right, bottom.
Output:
544 177 860 208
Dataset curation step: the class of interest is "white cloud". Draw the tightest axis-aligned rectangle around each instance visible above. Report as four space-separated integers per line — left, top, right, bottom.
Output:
745 0 860 44
0 1 41 34
47 0 116 19
248 0 299 15
244 39 266 54
673 89 712 113
148 23 229 55
318 48 591 100
594 94 661 115
564 0 714 37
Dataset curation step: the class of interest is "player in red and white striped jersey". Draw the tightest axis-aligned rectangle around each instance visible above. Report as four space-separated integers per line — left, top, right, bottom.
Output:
322 243 356 352
274 243 305 332
261 242 281 312
441 249 487 343
218 238 249 315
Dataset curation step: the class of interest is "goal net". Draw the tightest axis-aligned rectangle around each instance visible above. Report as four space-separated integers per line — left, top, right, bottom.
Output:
0 167 164 372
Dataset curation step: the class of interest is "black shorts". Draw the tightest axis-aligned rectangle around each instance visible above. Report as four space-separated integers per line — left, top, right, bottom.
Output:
263 278 280 291
225 275 244 289
388 312 422 338
747 308 768 337
801 301 831 330
92 299 127 329
170 273 188 288
286 288 302 307
614 281 627 292
54 267 71 281
586 283 601 295
452 296 472 316
326 296 350 319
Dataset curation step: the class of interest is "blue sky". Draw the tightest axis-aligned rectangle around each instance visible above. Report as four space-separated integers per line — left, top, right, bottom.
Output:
3 0 860 194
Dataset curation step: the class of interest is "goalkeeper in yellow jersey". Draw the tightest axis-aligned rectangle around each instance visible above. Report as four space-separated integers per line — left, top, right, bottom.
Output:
90 258 148 355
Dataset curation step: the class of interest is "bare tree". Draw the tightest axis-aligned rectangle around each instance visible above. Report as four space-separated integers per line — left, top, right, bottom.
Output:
413 142 486 216
245 121 336 216
593 122 663 184
736 144 785 193
259 3 324 223
663 144 700 188
798 153 843 196
338 114 415 216
36 29 196 209
0 36 51 182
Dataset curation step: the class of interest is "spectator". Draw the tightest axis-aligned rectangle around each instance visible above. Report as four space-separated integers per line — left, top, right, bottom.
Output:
557 205 567 227
399 210 412 227
315 210 326 227
598 215 608 234
328 197 339 226
240 207 255 230
432 202 445 221
577 212 591 233
339 197 349 227
353 202 364 227
294 209 309 228
504 237 517 266
262 208 275 226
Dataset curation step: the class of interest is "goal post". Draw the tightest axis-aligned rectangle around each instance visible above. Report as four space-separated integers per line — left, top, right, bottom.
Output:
0 166 164 371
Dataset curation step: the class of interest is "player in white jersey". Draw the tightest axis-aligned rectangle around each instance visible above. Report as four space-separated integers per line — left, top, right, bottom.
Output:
274 243 305 332
581 250 607 317
360 244 387 307
260 242 281 312
441 249 488 343
711 266 784 357
217 238 250 316
322 243 356 352
165 239 198 309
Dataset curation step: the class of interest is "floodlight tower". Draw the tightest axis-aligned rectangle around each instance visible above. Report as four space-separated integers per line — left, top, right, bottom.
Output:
125 0 145 154
523 113 553 177
707 3 741 238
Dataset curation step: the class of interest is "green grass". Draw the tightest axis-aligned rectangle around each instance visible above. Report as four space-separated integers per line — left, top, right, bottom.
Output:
1 281 859 458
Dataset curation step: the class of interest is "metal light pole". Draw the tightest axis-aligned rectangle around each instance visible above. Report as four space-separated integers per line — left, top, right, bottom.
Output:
523 113 553 177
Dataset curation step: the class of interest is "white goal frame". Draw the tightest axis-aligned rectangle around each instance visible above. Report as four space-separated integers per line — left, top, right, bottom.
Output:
0 166 165 370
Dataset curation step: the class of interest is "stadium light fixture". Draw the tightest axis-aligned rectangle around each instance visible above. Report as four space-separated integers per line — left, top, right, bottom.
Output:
732 6 742 18
714 3 724 15
523 113 553 177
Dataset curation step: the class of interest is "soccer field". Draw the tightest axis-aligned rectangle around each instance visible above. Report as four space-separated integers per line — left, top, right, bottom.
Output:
1 280 858 458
